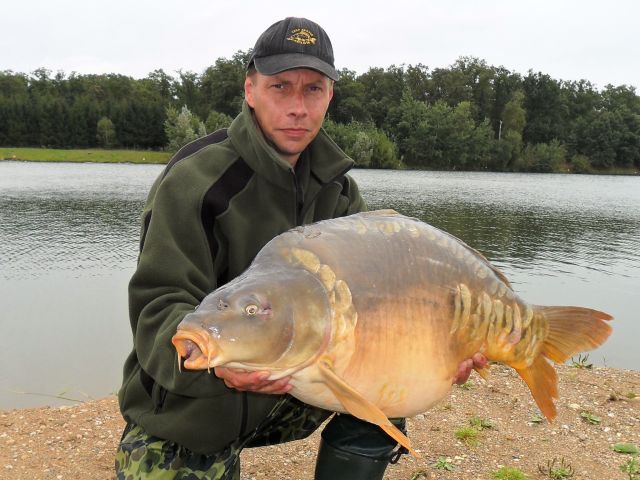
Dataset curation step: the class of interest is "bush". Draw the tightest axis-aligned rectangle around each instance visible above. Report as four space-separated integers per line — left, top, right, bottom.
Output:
515 140 566 173
205 110 233 133
164 106 206 152
323 119 402 169
569 154 593 174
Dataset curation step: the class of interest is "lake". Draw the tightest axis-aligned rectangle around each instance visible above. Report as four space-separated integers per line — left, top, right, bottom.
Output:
1 161 638 409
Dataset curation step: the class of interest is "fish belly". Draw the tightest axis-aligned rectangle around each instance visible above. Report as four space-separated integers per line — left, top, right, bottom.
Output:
280 212 508 417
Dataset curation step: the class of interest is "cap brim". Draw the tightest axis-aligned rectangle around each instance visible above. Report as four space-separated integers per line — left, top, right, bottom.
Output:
254 53 339 81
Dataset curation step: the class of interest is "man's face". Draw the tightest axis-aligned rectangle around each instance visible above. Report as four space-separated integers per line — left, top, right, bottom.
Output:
244 68 334 166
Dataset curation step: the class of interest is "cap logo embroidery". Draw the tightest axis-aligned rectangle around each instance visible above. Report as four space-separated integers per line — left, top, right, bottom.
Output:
286 28 317 45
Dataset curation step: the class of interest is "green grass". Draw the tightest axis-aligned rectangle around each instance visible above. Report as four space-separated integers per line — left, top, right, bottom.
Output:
491 466 529 479
538 457 575 479
620 456 640 480
580 411 602 425
530 414 545 424
570 353 593 369
454 425 479 446
469 415 494 430
456 379 474 390
0 147 171 164
613 443 639 455
432 456 455 471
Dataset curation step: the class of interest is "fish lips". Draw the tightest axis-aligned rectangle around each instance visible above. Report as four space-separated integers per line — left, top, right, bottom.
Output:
171 328 221 371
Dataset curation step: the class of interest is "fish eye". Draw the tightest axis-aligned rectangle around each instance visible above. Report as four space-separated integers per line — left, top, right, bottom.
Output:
245 304 259 315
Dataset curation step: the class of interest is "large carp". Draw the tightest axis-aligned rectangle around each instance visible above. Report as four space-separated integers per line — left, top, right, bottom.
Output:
172 210 612 455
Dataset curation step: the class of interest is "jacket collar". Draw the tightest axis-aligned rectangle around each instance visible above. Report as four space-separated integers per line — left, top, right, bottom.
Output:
228 101 354 189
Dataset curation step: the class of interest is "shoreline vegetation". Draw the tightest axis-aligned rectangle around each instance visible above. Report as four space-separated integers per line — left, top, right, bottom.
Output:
1 364 637 479
3 56 640 174
2 147 639 175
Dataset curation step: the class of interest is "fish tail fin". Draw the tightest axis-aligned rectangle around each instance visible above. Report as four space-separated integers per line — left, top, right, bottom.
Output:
537 306 613 364
515 355 559 420
516 306 612 421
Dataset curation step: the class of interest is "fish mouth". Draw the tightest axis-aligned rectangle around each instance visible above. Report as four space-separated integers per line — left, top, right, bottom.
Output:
171 329 219 372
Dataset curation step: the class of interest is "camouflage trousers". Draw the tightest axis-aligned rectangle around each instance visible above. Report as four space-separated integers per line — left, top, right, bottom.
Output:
115 396 331 480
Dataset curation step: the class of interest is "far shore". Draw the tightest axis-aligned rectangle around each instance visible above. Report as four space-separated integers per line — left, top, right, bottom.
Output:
2 147 639 175
0 147 171 164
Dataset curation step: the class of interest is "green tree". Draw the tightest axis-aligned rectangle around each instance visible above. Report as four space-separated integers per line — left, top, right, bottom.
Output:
494 90 527 169
392 95 493 170
491 67 523 138
328 69 370 123
96 116 116 148
502 90 526 138
358 65 405 128
404 63 430 102
199 51 249 118
144 69 176 102
522 71 569 144
175 70 201 113
0 71 30 145
205 110 233 133
165 105 206 152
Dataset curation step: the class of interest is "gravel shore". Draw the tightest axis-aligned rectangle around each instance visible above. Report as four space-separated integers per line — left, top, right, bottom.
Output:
1 364 638 479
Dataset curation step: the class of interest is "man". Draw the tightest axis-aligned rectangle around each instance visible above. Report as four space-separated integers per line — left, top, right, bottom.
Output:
116 17 485 480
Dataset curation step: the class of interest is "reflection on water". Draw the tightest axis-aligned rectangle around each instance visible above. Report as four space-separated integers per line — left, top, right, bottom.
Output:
1 162 638 408
1 162 158 279
0 162 163 409
354 170 640 281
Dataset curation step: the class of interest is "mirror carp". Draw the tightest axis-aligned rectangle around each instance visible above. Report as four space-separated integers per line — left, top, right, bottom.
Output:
172 210 612 455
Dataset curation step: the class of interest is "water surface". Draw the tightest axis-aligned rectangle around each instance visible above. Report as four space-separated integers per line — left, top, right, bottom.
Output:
1 162 638 409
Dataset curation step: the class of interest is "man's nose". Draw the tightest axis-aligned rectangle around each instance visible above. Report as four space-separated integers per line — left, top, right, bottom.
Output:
287 91 307 117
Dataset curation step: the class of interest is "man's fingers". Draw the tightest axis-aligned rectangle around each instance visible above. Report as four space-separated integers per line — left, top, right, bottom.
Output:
255 377 293 394
453 353 489 385
454 358 473 385
472 352 488 368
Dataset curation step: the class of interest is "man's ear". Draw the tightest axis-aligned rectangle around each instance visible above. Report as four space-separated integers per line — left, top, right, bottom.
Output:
244 76 255 108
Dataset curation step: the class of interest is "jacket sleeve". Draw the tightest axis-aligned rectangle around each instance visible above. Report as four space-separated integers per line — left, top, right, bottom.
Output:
128 163 229 398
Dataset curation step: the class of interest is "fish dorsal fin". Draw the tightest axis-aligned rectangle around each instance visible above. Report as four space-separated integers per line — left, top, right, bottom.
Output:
317 356 419 457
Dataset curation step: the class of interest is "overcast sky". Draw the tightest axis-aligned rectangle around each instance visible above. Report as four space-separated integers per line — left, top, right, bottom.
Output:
3 0 638 90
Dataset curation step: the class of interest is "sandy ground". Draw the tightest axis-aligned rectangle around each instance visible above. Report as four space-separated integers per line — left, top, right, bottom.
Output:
1 364 638 480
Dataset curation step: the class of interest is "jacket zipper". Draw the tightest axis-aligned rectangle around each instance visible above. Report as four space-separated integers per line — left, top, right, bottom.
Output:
299 164 353 223
291 170 304 226
237 165 351 438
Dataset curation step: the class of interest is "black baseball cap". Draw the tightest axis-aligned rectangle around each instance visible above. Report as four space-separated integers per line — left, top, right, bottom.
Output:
248 17 339 81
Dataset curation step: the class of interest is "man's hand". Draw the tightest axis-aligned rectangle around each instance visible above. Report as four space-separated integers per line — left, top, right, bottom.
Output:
215 367 292 394
454 353 487 385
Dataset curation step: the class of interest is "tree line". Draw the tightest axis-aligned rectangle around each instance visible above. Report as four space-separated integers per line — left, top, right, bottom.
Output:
1 50 639 172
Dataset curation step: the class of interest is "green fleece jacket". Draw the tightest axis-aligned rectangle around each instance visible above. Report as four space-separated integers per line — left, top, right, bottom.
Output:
118 101 366 454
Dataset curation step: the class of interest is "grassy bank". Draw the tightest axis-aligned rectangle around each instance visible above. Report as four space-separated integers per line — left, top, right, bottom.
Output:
0 147 170 164
2 147 639 175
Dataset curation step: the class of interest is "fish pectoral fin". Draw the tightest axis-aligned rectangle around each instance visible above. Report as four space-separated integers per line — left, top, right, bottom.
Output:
317 357 419 458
